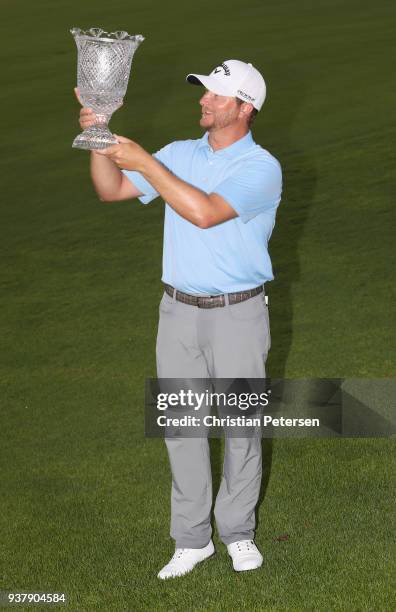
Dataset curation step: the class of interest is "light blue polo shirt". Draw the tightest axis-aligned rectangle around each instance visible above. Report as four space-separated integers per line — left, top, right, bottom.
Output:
122 131 282 295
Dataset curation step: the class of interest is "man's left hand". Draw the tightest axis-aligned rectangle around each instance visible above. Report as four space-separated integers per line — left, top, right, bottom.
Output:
95 135 149 172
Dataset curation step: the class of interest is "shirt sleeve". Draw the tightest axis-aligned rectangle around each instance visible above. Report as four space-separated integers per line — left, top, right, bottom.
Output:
122 142 174 205
212 156 282 223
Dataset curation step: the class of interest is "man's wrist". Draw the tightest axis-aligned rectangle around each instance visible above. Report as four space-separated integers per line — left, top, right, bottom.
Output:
138 151 159 177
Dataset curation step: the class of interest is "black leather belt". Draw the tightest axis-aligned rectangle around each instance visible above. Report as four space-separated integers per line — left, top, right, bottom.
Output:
164 284 263 309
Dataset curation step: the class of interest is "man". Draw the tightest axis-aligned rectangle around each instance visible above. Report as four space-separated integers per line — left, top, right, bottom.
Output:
76 59 282 579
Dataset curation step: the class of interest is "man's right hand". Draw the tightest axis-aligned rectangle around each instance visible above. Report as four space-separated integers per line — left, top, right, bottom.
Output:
74 87 97 130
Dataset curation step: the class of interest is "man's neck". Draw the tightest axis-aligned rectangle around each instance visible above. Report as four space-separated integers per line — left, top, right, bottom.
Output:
208 125 250 152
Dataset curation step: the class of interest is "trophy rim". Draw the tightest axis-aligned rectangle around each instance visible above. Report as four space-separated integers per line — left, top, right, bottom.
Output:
71 27 145 45
75 34 144 44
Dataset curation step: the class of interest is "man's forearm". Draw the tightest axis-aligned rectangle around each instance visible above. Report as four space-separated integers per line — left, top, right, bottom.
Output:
94 138 236 225
90 151 123 200
140 156 211 227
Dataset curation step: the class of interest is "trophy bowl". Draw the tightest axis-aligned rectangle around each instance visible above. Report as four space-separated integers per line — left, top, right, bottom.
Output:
71 27 144 150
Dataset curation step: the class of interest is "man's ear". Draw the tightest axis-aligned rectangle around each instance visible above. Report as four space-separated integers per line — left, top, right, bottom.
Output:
238 101 254 118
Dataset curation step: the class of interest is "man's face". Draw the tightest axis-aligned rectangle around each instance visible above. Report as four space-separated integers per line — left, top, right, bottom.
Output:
199 89 241 130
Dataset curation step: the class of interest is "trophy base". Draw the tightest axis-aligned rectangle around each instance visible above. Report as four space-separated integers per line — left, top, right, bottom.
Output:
72 125 118 150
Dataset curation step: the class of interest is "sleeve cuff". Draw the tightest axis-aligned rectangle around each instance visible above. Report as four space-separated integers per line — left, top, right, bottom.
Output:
122 169 159 205
212 189 256 224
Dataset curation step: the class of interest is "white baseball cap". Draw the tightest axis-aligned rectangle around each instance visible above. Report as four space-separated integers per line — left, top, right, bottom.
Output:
186 59 266 111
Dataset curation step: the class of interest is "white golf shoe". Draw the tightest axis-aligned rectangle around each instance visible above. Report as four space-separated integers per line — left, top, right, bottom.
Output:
157 540 215 579
227 539 263 571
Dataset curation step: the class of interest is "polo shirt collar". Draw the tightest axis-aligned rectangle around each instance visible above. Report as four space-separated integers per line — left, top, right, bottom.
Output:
198 131 255 158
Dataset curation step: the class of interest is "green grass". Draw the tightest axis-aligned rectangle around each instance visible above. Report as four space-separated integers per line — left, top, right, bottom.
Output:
1 0 395 610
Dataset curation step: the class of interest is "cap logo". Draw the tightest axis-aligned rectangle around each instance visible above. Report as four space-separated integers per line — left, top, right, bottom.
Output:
213 63 231 76
237 89 255 102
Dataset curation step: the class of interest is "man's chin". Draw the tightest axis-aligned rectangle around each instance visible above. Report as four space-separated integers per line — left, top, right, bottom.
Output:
200 116 213 128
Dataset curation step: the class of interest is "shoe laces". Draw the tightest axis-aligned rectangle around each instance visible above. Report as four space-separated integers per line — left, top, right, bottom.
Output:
173 548 189 560
236 540 255 552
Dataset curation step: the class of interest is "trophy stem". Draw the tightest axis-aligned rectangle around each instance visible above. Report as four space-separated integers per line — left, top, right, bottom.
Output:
72 121 118 150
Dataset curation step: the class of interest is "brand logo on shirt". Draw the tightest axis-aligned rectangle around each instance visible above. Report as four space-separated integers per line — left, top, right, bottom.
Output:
237 89 255 102
213 63 231 76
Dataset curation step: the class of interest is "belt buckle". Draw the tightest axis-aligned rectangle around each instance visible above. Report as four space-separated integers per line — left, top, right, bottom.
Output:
197 295 224 308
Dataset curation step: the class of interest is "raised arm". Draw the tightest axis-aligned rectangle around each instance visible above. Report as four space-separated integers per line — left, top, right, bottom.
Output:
96 136 238 228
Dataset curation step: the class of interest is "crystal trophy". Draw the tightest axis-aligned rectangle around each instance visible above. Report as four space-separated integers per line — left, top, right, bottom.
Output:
71 27 144 150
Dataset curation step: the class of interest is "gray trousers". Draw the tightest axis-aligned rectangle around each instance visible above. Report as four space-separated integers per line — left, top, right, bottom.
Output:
156 289 270 548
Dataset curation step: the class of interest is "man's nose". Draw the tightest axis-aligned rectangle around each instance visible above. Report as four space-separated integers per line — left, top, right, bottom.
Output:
200 91 210 106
